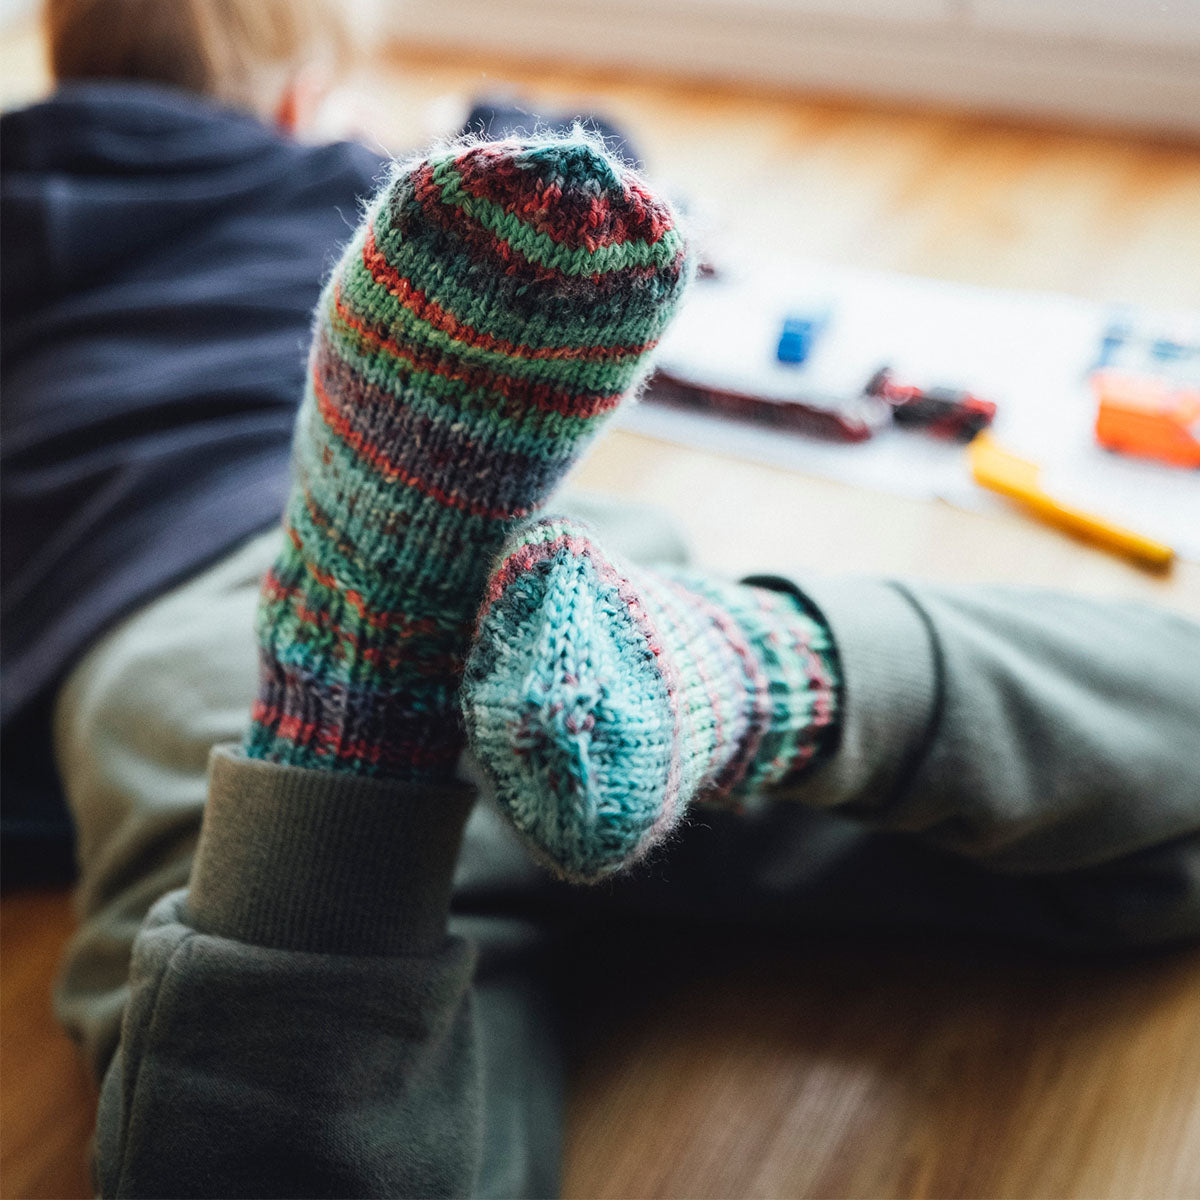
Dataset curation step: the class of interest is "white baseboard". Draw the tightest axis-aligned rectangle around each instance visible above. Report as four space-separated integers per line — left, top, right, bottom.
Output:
390 0 1200 138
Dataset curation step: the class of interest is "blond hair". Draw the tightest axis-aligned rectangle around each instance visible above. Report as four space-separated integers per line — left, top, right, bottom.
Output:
43 0 359 111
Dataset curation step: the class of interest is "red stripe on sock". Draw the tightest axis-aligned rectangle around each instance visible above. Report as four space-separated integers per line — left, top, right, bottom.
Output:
275 534 475 640
269 605 460 678
412 161 677 289
312 366 533 522
666 579 771 796
251 699 461 769
448 144 675 251
332 285 625 421
362 227 657 363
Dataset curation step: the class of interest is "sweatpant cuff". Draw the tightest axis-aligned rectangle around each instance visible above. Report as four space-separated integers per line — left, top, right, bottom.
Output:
187 745 476 955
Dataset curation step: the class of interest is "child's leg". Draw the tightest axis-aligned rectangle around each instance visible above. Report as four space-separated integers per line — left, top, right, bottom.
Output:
58 129 696 1190
53 531 271 1078
465 517 1200 950
51 503 679 1200
244 136 691 781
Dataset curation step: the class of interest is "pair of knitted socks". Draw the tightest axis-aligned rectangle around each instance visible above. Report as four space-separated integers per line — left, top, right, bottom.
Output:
246 135 839 881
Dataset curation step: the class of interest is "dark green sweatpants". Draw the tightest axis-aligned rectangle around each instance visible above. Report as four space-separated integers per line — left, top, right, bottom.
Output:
52 498 1200 1197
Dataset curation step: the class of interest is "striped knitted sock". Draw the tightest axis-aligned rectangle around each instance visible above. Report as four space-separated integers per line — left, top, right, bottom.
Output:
245 136 691 780
462 518 840 881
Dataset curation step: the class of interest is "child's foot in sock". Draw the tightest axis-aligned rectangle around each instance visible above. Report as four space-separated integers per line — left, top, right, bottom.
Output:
462 518 840 881
245 136 692 780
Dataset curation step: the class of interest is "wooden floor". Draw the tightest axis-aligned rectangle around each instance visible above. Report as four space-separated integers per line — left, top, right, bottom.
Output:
562 933 1200 1199
1 892 94 1199
3 23 1200 1200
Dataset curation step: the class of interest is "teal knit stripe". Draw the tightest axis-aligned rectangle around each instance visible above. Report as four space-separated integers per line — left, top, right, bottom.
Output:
260 538 469 635
326 279 628 424
638 574 741 800
286 448 497 604
369 213 675 354
326 310 606 460
241 731 329 774
257 565 463 687
678 577 834 793
366 213 670 356
259 555 472 690
260 613 456 691
340 251 654 395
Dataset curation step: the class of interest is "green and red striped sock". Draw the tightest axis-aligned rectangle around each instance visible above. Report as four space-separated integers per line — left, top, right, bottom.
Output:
245 135 692 780
462 517 840 881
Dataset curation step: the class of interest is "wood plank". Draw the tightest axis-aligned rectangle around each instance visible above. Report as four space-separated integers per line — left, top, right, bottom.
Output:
563 937 1200 1198
0 891 94 1200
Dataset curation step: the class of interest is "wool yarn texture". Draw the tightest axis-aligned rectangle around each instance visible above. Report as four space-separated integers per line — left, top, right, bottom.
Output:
463 517 840 881
245 135 692 780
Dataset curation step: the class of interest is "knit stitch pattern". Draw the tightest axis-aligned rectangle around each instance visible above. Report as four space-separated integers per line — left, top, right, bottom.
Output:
245 135 692 779
463 517 840 881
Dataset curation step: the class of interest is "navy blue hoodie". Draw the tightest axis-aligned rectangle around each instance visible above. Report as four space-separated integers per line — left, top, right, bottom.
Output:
1 82 385 878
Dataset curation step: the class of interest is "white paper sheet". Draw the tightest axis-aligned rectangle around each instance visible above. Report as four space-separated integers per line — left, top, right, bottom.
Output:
617 264 1200 560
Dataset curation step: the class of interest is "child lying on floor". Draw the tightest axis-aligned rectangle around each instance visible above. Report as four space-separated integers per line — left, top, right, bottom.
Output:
4 3 1200 1198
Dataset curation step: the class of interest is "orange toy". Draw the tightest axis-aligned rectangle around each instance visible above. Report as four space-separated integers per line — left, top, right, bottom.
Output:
1093 370 1200 469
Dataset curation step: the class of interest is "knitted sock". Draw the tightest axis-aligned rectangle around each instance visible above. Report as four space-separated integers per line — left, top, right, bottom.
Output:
244 136 691 780
462 518 840 881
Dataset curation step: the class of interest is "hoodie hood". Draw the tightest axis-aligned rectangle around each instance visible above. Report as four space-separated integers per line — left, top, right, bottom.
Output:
1 79 383 750
1 81 378 315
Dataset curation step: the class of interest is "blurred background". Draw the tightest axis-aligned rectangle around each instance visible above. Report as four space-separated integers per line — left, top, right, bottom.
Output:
3 0 1199 306
2 2 1199 1198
